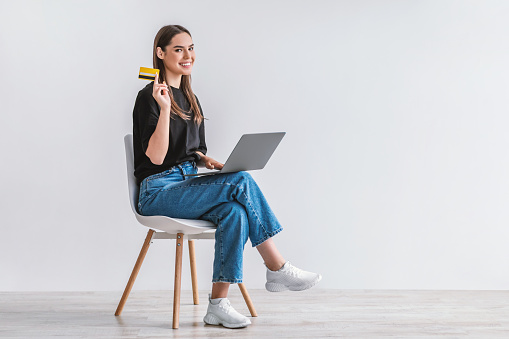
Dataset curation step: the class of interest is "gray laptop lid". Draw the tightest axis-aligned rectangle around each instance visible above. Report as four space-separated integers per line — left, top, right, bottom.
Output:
185 132 285 177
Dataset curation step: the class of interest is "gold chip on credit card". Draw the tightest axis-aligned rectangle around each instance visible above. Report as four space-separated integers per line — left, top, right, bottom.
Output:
138 67 159 81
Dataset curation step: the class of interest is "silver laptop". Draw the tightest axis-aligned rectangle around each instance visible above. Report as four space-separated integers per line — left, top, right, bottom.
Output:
184 132 285 177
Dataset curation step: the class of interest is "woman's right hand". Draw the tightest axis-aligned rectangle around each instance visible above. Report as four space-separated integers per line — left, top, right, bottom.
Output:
152 72 171 112
200 155 224 170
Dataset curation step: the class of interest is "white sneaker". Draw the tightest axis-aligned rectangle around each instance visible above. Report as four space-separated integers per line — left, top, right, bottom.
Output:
265 261 322 292
203 295 251 328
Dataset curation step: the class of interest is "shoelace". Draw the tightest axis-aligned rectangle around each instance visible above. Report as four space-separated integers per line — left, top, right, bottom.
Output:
284 262 304 278
219 299 232 314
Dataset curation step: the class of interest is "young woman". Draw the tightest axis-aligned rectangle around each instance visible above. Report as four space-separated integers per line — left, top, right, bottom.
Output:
133 25 321 328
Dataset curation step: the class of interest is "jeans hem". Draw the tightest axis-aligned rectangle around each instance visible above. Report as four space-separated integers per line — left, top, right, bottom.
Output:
212 278 243 284
252 227 284 247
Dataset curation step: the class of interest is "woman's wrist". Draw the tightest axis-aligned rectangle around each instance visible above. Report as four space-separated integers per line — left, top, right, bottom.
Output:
195 151 207 164
160 107 171 116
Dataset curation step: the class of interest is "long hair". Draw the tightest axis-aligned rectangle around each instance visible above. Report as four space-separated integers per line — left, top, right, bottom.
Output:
153 25 203 125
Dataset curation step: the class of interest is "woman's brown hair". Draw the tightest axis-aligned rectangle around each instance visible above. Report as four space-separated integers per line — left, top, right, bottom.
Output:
153 25 203 125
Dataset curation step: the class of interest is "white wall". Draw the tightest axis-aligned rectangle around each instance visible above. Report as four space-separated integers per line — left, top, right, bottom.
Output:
1 0 509 291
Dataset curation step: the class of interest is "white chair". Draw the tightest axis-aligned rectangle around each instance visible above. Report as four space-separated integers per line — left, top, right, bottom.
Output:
115 134 257 329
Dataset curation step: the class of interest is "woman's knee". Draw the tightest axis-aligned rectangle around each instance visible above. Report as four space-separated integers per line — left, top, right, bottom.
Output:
227 171 254 185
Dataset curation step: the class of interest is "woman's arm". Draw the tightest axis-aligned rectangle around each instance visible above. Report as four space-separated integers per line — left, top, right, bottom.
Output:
145 108 171 165
193 96 222 169
145 73 172 165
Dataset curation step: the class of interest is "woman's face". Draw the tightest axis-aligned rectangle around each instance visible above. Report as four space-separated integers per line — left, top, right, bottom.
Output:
157 32 195 78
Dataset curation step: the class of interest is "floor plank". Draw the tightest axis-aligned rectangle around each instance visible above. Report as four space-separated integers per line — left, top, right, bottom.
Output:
1 289 508 338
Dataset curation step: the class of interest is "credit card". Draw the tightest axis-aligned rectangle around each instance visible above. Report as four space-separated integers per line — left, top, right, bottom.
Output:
138 67 159 81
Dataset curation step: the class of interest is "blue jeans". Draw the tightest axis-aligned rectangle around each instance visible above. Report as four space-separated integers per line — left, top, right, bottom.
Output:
138 161 283 283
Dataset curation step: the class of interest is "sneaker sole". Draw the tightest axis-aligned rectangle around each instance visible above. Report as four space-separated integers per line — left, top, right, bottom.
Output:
265 274 322 292
203 313 251 328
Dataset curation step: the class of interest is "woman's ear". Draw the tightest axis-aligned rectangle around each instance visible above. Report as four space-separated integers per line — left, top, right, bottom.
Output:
156 47 164 60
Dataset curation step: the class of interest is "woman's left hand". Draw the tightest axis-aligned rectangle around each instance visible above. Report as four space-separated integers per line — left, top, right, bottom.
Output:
201 155 224 170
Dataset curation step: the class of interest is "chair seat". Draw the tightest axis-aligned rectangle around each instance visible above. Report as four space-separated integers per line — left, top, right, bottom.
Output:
134 213 217 235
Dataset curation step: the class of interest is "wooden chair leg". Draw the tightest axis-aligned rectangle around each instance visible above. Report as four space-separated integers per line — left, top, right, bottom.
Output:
188 240 199 305
172 233 184 329
238 282 258 317
115 229 155 316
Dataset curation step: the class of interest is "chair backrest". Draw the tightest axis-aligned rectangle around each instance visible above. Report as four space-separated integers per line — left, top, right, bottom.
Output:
124 134 141 216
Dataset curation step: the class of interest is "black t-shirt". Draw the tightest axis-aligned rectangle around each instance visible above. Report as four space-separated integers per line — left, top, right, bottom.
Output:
132 82 207 184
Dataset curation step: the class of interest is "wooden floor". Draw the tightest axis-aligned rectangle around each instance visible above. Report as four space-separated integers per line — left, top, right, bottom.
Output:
1 289 508 338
